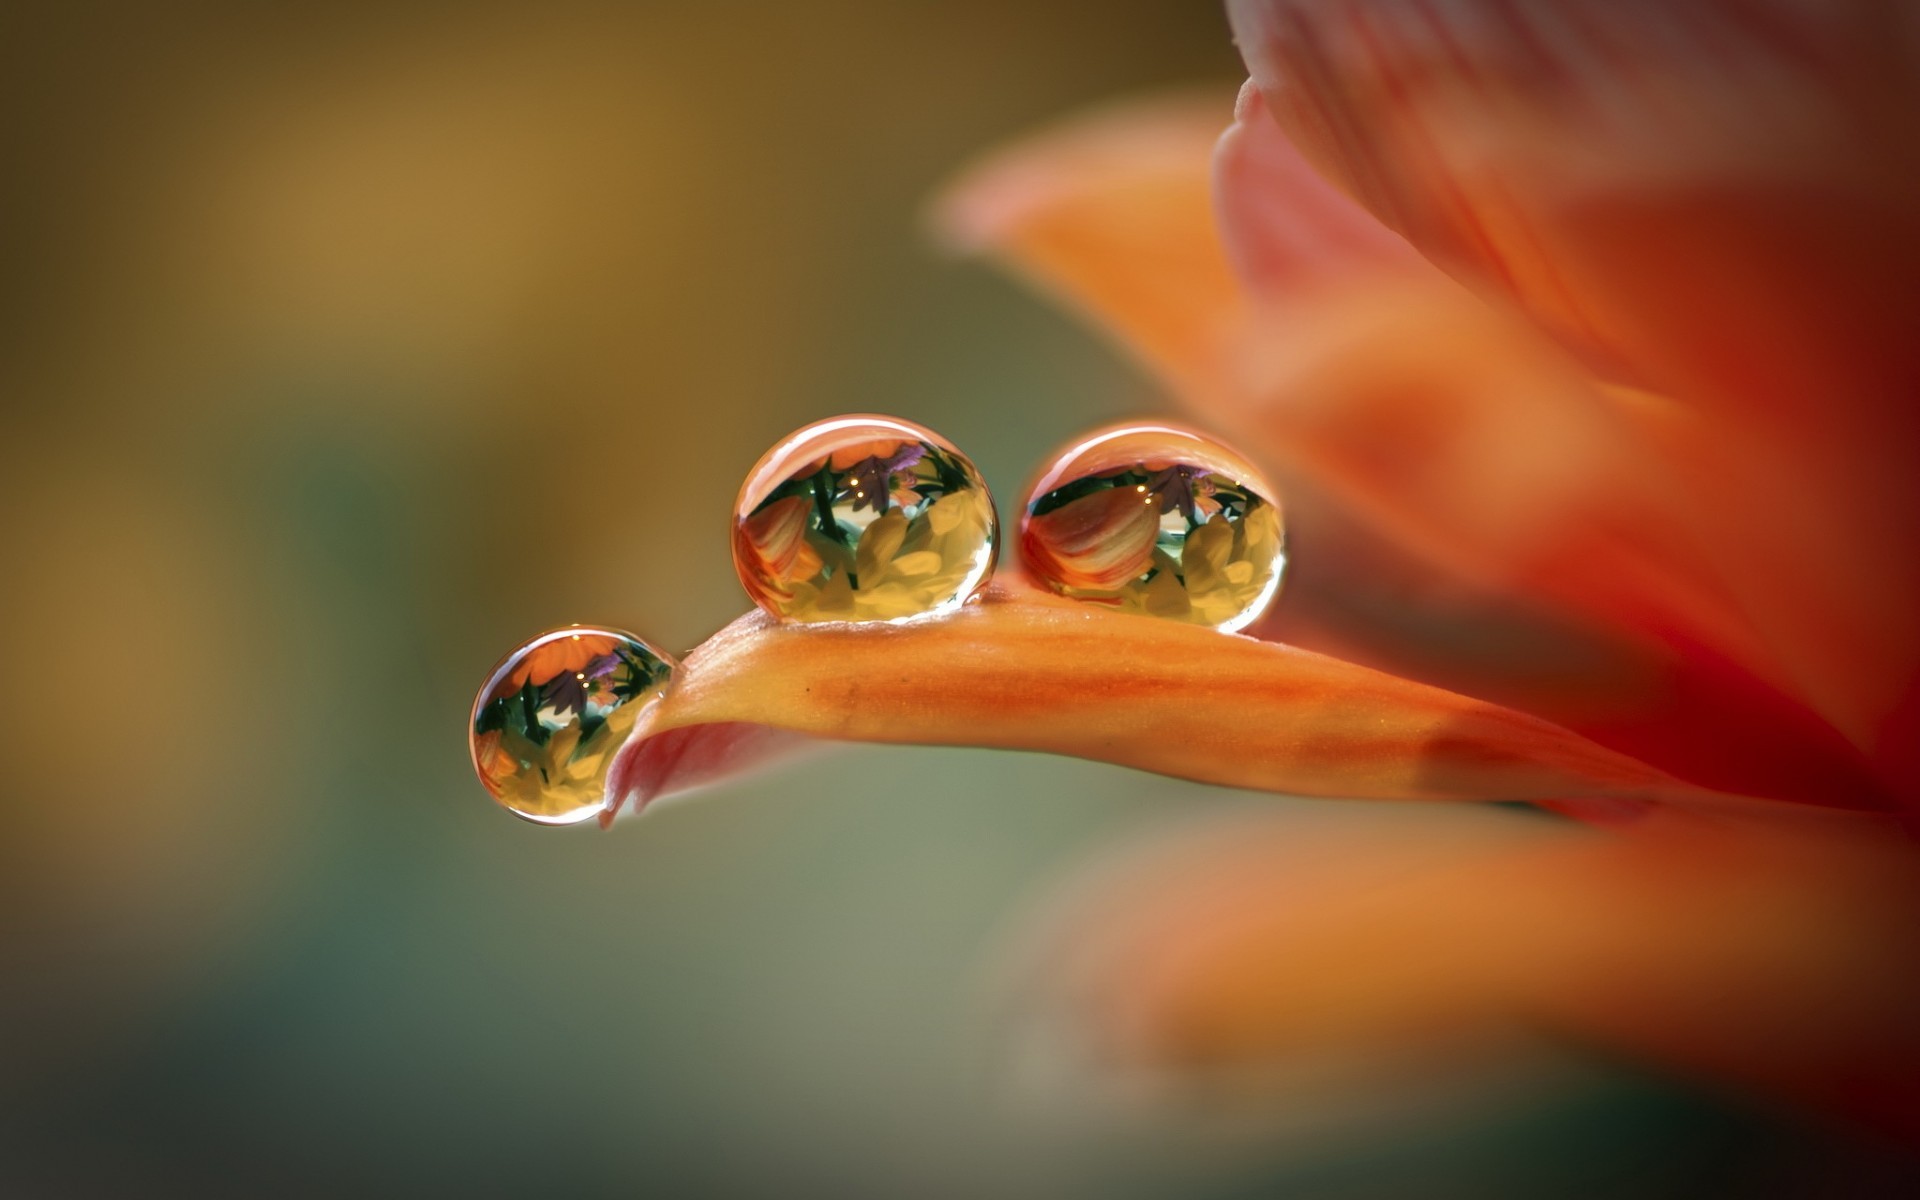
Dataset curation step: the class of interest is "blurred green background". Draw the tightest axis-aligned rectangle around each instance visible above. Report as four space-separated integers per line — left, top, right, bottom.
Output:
0 2 1904 1196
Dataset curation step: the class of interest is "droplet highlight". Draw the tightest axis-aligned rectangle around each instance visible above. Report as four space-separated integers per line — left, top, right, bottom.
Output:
732 415 998 623
1021 423 1285 632
469 627 676 825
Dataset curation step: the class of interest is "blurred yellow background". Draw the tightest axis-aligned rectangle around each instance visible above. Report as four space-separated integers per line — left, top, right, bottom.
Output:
0 3 1889 1195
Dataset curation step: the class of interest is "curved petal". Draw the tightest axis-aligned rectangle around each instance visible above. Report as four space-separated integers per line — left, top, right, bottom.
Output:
1227 0 1920 777
1010 802 1920 1139
601 584 1688 822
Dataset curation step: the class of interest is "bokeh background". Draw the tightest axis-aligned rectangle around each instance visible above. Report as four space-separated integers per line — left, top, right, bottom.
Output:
1 2 1910 1196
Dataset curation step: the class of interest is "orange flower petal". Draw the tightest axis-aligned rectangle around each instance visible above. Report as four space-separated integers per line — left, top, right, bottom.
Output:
601 583 1684 821
932 90 1243 397
1226 0 1920 773
1012 802 1920 1138
1217 89 1759 664
1225 281 1740 646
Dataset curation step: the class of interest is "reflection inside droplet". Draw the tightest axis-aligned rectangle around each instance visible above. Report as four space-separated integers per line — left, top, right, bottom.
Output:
732 415 999 623
469 627 676 824
1021 423 1286 632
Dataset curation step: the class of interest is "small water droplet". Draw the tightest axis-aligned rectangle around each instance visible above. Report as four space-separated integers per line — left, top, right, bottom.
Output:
1021 423 1286 632
469 627 676 825
732 415 998 623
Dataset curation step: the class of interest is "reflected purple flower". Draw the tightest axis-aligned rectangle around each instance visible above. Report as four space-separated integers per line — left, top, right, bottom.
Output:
846 443 927 512
1145 464 1211 524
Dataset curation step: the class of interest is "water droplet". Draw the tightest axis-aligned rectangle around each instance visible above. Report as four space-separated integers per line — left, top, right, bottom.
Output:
732 415 998 623
1021 423 1285 632
469 627 676 824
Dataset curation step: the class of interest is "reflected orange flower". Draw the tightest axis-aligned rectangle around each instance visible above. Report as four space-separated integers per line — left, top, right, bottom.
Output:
736 493 824 599
827 438 910 471
503 632 620 691
469 728 517 788
1023 483 1160 592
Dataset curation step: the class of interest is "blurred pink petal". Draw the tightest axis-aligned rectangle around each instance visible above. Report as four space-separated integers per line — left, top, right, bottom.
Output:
1214 80 1431 294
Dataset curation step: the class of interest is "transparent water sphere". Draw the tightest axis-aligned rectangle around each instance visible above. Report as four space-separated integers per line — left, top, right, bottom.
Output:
732 414 999 623
469 627 676 824
1020 422 1286 632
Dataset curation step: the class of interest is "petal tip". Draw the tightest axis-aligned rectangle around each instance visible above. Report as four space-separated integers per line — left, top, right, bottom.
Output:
1231 76 1263 126
602 718 819 826
926 88 1238 257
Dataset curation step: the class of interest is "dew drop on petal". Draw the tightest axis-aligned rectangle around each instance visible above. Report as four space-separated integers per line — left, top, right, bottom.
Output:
732 415 999 623
469 627 677 825
1021 423 1286 632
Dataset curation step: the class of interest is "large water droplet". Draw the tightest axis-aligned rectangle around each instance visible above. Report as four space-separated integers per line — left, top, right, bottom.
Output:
732 415 998 623
469 627 676 824
1021 423 1285 632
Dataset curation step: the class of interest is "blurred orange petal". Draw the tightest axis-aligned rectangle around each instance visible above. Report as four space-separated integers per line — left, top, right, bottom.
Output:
933 90 1242 397
931 89 1860 774
602 583 1684 821
1224 280 1746 653
1215 87 1756 663
1021 803 1920 1138
1227 0 1920 772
